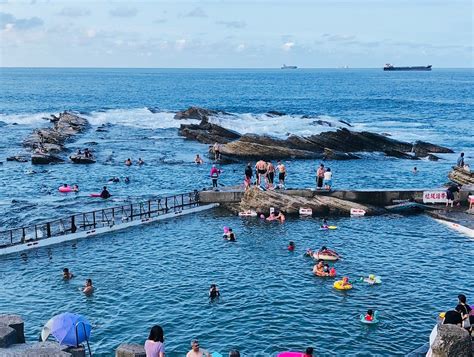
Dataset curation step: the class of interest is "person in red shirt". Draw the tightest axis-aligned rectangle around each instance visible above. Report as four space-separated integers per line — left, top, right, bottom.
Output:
365 309 374 321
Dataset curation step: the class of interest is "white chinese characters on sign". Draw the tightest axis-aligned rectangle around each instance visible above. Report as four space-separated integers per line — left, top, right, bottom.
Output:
423 191 447 203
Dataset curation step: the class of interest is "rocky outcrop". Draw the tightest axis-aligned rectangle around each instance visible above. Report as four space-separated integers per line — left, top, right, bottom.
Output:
179 121 241 144
174 106 230 120
23 112 88 164
235 188 381 216
431 324 472 357
176 107 453 161
448 166 474 185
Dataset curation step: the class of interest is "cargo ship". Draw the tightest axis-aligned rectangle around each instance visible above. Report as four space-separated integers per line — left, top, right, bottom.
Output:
384 64 432 71
281 64 297 69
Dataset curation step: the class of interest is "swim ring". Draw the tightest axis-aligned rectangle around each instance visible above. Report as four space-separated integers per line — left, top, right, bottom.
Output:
313 249 340 261
360 311 379 324
333 280 352 290
319 225 337 230
360 275 382 285
58 186 74 193
277 352 305 357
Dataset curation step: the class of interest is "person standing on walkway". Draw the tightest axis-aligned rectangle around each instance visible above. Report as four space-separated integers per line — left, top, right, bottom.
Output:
276 160 286 188
267 161 275 189
316 164 325 190
210 165 220 190
255 160 267 186
323 167 332 190
457 152 465 167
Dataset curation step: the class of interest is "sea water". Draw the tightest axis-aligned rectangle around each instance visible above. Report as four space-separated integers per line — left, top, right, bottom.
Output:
0 68 473 355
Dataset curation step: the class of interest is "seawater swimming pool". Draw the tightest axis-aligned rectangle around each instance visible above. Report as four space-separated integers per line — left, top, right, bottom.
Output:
0 209 472 356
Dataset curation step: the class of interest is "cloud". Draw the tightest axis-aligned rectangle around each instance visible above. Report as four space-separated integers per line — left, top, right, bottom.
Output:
236 43 245 52
0 12 43 31
216 20 246 29
184 7 207 18
58 7 91 17
154 18 167 24
175 39 186 50
282 41 295 51
109 7 138 18
322 33 356 42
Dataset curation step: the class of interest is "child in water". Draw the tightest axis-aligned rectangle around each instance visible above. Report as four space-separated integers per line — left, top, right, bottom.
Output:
303 347 314 357
63 268 74 280
287 241 295 252
365 309 374 322
209 284 220 299
341 276 351 287
321 218 329 229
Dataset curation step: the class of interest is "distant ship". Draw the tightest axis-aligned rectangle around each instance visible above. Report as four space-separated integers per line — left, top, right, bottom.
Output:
384 64 432 71
281 64 297 69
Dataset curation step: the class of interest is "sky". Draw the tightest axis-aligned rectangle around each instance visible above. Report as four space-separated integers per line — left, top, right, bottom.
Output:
0 0 472 68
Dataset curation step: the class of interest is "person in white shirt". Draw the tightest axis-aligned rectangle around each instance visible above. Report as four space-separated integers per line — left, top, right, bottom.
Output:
323 167 333 190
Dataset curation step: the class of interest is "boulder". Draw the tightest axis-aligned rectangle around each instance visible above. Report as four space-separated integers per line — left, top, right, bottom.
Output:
323 148 360 160
431 324 472 357
0 315 25 344
266 110 286 117
448 166 474 185
31 153 64 165
116 343 146 357
237 187 380 216
384 150 419 160
413 140 453 154
174 106 230 120
179 121 241 144
0 325 17 348
6 155 29 163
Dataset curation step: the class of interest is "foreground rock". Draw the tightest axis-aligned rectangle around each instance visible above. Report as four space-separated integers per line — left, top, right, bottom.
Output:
23 112 89 164
431 324 472 357
448 166 474 185
232 188 381 216
177 107 452 161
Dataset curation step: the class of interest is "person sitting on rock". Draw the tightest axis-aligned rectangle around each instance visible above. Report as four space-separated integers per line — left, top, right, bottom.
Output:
84 148 92 158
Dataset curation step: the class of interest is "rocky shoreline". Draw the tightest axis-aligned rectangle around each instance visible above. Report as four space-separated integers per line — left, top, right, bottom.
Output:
176 107 453 161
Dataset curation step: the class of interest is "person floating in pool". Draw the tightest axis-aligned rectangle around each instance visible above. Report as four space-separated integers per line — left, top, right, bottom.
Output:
365 309 374 322
194 154 204 164
100 186 111 199
321 219 329 229
209 284 220 300
125 158 132 166
83 279 94 295
63 268 74 280
287 241 295 251
313 260 327 276
137 158 144 165
341 276 351 288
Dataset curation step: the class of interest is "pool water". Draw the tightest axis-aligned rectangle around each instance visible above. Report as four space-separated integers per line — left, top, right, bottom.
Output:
0 209 472 356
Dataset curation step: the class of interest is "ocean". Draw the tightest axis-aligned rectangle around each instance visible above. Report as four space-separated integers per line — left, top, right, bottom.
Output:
0 68 473 356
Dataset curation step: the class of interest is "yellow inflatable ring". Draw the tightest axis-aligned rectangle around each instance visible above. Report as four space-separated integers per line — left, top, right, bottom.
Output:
333 280 353 290
439 312 446 318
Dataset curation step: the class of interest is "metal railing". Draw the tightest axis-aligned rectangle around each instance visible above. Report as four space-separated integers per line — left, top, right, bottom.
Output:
0 191 200 248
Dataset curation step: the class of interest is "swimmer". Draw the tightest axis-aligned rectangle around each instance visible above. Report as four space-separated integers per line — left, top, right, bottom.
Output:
83 279 94 295
227 228 236 241
304 248 314 257
323 263 330 274
137 158 144 165
313 260 327 276
303 347 314 357
259 213 265 220
276 211 286 222
63 268 74 280
321 218 329 229
266 212 277 221
124 177 130 184
209 284 220 299
287 241 295 252
341 276 351 287
100 186 111 199
125 158 132 166
72 184 79 192
108 177 120 183
365 309 374 322
62 183 68 188
194 154 204 164
413 167 418 174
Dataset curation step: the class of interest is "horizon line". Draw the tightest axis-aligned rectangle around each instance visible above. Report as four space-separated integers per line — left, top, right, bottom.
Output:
1 66 473 70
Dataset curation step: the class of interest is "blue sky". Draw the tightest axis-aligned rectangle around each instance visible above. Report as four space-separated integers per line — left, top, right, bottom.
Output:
0 0 472 67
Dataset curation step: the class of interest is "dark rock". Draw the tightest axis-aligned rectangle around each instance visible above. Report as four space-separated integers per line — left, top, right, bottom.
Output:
116 343 146 357
338 119 352 127
179 121 241 144
0 325 17 348
146 107 161 114
174 106 230 120
323 148 360 160
413 140 453 154
384 150 419 160
6 155 29 163
313 119 334 127
31 153 64 165
3 315 24 344
431 323 472 357
428 154 441 161
266 110 286 117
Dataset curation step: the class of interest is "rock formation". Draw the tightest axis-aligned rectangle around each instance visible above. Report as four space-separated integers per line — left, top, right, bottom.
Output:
448 166 474 185
234 187 381 216
176 107 452 161
431 324 472 357
23 112 89 164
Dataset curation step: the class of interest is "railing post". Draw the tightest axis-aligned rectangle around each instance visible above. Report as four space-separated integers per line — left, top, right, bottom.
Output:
130 204 133 220
165 198 168 213
46 222 51 238
148 200 151 217
10 230 13 244
112 207 115 225
71 216 77 233
93 211 96 228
